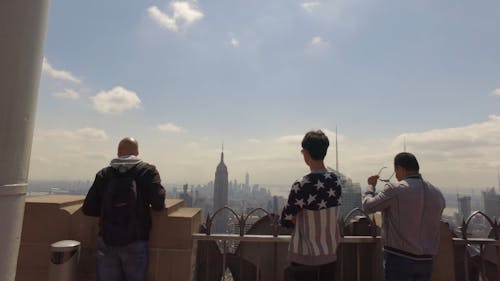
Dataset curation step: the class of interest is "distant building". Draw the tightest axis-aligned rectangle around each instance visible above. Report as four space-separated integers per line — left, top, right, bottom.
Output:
213 148 229 233
333 170 362 218
341 183 362 218
482 187 500 220
457 195 471 222
179 184 193 207
272 196 279 214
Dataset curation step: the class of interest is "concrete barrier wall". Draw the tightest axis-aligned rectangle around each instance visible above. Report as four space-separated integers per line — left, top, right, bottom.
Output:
15 195 201 281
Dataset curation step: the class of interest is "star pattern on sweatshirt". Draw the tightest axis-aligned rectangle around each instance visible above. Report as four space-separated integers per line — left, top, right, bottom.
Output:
307 194 317 205
291 182 301 193
335 178 342 187
327 188 337 197
295 198 305 208
314 180 325 190
280 171 342 226
318 200 327 209
300 176 311 185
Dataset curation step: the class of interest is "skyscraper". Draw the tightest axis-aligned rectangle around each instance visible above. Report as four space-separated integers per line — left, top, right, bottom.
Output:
179 183 193 207
482 187 500 220
457 195 471 222
213 148 229 233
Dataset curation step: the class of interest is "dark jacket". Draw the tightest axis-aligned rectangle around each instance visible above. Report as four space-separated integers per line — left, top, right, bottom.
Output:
82 156 166 242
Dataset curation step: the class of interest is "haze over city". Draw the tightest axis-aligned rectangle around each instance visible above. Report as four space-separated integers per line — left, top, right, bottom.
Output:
31 0 500 192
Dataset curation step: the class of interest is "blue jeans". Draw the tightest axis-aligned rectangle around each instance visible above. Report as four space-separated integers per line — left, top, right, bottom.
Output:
96 236 148 281
384 252 433 281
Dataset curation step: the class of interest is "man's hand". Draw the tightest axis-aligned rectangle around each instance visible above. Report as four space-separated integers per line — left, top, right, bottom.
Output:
367 175 379 190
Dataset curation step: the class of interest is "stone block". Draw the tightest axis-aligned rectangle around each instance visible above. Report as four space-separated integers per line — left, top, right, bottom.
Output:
150 208 201 249
21 195 84 244
165 199 186 214
16 196 201 281
21 202 72 244
70 208 99 248
150 249 194 281
15 244 49 281
77 246 97 281
431 222 456 281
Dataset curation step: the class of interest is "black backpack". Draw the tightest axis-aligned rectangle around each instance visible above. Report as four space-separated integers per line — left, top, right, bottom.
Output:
101 164 143 246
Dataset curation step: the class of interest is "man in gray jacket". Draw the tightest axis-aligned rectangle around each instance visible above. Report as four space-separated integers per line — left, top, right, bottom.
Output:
362 152 445 281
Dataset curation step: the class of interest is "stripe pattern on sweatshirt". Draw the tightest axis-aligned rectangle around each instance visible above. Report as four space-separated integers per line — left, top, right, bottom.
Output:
281 171 342 265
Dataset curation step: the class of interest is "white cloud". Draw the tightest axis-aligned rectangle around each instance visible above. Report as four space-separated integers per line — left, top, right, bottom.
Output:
306 36 331 55
275 135 303 145
52 88 80 100
186 141 200 149
394 115 500 151
492 88 500 96
172 1 204 24
90 86 141 114
157 122 186 133
248 138 261 143
310 36 327 46
148 6 178 31
148 1 204 32
275 129 343 146
321 128 345 142
39 127 108 141
42 58 81 84
301 2 321 12
230 38 240 47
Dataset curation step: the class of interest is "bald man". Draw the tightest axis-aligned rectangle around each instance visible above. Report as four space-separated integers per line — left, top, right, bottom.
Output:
83 137 166 281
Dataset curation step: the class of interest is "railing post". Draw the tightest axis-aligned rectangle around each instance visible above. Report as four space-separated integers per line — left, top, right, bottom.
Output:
496 242 500 281
205 242 209 281
479 244 487 281
222 240 227 281
256 243 261 281
356 243 361 281
273 241 278 281
339 244 344 280
239 243 243 281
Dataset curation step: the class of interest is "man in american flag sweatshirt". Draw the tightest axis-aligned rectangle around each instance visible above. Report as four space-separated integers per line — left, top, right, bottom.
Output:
280 130 342 280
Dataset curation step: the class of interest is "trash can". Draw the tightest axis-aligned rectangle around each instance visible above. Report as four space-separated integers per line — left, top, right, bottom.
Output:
49 240 81 281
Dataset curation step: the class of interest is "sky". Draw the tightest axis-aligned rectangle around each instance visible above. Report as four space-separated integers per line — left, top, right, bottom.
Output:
31 0 500 193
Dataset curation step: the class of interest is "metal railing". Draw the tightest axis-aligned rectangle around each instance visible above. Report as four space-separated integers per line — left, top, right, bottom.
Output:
455 211 500 281
193 207 382 281
192 206 500 281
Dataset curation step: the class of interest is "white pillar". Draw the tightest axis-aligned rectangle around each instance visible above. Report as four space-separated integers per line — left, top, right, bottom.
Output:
0 0 51 280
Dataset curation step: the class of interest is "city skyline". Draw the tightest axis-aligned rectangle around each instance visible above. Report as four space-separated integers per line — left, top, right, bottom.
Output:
30 0 500 190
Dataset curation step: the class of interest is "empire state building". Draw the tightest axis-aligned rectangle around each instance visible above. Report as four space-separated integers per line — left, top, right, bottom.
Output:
213 148 228 233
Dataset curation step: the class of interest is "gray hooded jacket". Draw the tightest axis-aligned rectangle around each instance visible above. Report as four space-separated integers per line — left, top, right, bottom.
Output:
362 174 445 259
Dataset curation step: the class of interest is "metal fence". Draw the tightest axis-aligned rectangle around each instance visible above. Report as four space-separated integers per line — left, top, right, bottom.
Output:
192 207 500 281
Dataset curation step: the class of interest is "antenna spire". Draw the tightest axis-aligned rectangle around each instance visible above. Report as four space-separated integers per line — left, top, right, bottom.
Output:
220 142 224 162
497 167 500 192
335 125 339 172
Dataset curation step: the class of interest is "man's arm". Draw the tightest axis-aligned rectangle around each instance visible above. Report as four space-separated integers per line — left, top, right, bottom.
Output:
362 176 401 214
82 172 105 217
280 181 303 228
147 166 166 211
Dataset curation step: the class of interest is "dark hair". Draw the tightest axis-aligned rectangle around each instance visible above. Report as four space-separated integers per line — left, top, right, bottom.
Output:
394 152 419 172
301 130 329 160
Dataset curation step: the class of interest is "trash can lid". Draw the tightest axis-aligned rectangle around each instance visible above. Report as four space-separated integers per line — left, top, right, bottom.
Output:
50 240 81 252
